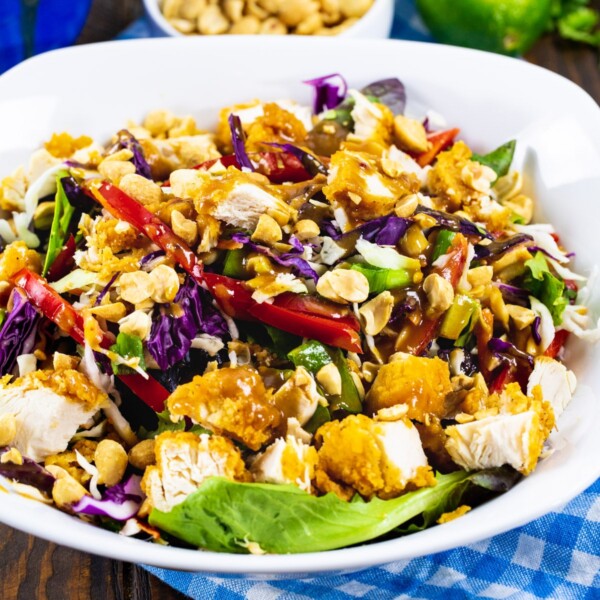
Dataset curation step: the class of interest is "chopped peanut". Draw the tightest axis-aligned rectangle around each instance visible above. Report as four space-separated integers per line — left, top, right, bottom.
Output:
393 115 430 153
251 214 283 245
316 269 369 304
149 264 180 303
316 363 342 396
423 273 454 314
359 291 394 335
95 439 128 487
294 219 320 241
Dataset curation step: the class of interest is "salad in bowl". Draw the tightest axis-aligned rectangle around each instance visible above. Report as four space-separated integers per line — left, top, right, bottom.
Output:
0 72 597 555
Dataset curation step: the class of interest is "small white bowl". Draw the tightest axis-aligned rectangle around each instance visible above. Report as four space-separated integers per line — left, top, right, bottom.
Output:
143 0 394 38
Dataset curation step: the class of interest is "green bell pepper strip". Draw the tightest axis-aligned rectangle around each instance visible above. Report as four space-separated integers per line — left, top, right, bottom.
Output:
42 171 75 276
350 263 413 294
439 294 480 340
222 248 247 279
431 230 456 262
471 140 516 181
288 340 362 414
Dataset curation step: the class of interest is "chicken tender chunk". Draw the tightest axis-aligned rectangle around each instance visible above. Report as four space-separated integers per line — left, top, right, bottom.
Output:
445 383 554 475
250 436 318 493
170 168 293 230
323 148 420 223
527 356 576 420
142 432 250 512
366 355 453 422
167 366 282 451
0 369 108 462
314 413 435 500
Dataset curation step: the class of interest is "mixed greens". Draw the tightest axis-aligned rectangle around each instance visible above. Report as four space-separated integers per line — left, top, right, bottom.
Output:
0 74 597 554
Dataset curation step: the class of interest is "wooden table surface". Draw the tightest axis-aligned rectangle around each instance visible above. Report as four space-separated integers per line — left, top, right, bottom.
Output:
1 2 599 598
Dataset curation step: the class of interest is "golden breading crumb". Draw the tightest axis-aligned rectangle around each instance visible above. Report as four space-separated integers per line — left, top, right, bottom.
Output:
44 132 93 159
10 368 108 411
44 440 98 485
216 102 307 154
167 366 282 450
141 431 250 512
366 355 453 422
323 147 420 222
314 414 435 500
86 217 142 255
0 166 27 211
437 504 471 524
426 141 479 211
0 241 42 282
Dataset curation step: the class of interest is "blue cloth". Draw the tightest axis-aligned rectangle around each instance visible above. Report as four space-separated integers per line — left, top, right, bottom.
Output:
0 0 92 73
120 1 600 598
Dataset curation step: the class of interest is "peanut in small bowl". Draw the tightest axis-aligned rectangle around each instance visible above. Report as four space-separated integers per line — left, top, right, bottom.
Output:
142 0 394 38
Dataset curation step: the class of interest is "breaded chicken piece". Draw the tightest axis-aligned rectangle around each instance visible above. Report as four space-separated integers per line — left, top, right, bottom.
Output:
314 413 435 500
0 368 108 462
250 436 318 493
0 241 41 288
366 354 453 422
142 431 250 512
348 90 395 145
216 101 309 154
169 168 294 230
323 147 420 223
167 366 282 451
445 383 555 475
527 356 577 420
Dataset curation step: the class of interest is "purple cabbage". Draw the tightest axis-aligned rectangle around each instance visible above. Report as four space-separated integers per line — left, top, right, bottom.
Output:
140 250 166 266
0 446 55 494
232 233 319 281
532 316 542 345
415 206 493 240
94 272 120 307
361 78 406 115
494 282 529 307
488 337 534 369
324 213 410 246
147 277 228 371
0 290 40 376
71 474 143 521
60 176 96 212
113 130 152 179
526 245 564 264
304 73 348 114
266 142 327 176
228 113 254 171
475 233 534 260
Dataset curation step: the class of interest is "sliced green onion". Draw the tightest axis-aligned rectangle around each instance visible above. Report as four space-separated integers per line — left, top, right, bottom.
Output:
439 295 480 340
350 263 413 294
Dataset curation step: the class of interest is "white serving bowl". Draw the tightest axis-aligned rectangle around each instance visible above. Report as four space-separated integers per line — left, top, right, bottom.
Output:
143 0 393 38
0 37 598 577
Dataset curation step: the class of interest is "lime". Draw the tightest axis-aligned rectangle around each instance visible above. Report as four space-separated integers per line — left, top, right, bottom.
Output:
416 0 553 56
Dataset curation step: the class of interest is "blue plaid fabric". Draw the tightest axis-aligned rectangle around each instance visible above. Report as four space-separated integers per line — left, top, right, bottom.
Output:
123 1 599 597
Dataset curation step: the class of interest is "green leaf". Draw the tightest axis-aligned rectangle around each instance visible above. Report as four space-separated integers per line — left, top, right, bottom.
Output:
288 340 332 373
471 140 516 180
149 471 473 554
398 467 520 534
522 252 569 324
42 171 75 276
139 409 212 439
558 7 600 45
109 332 146 375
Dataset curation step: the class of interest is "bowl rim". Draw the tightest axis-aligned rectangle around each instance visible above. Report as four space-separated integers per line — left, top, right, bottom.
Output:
141 0 392 38
0 36 598 575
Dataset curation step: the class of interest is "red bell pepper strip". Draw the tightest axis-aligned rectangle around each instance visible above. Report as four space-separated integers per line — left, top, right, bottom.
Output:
11 268 169 412
395 234 469 355
89 182 203 286
415 128 460 167
46 234 76 283
194 151 312 183
203 273 362 353
544 329 569 359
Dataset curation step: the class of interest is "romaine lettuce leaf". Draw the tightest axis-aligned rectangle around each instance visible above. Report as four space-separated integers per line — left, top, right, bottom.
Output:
149 471 477 554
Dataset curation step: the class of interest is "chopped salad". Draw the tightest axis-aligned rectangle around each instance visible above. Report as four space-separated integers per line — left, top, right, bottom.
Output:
0 74 598 554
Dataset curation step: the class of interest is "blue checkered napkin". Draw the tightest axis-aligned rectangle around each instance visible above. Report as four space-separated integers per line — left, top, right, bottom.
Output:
144 478 600 600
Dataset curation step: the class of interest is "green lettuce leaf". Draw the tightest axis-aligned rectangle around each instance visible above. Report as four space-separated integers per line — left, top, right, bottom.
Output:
110 332 146 375
471 140 516 180
149 471 479 554
522 252 569 324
